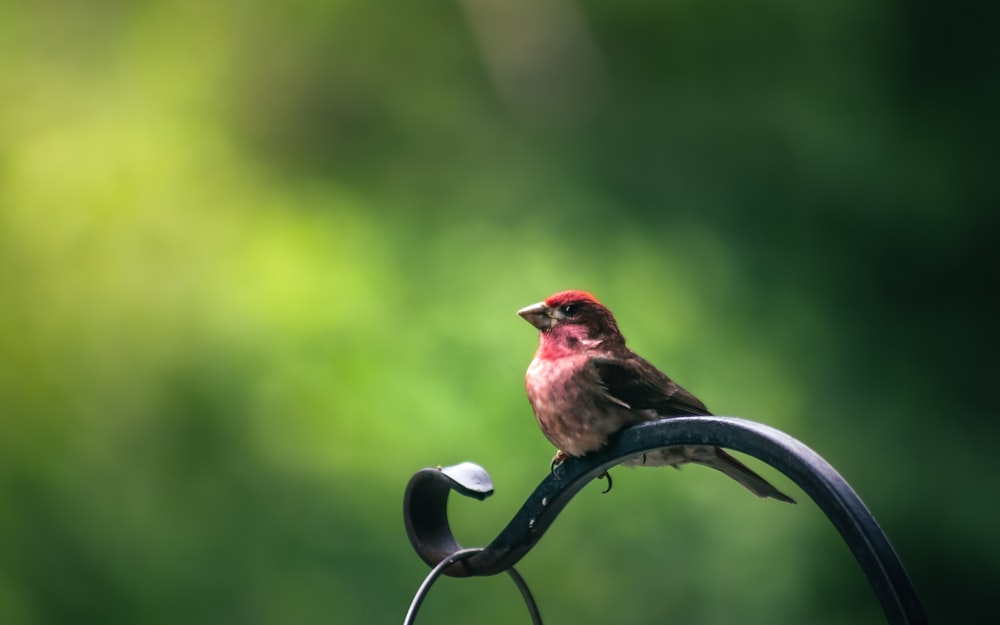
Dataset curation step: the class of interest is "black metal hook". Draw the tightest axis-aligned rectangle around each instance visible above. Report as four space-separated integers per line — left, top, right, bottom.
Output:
402 548 543 625
403 416 927 625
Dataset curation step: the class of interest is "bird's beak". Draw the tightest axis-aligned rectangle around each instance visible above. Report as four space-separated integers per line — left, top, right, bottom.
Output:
518 301 553 330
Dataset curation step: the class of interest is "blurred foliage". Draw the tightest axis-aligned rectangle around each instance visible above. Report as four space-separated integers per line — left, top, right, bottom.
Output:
1 1 997 624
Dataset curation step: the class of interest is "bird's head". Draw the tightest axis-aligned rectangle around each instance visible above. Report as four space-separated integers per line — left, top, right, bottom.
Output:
518 290 624 355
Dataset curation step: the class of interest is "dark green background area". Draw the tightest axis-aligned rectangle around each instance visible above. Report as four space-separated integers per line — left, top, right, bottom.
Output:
1 1 996 624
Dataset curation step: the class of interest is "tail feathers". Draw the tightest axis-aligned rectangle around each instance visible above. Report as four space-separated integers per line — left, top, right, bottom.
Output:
699 448 797 504
623 445 797 503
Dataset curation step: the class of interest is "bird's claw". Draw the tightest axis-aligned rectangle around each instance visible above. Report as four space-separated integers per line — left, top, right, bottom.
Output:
550 450 569 477
597 470 613 494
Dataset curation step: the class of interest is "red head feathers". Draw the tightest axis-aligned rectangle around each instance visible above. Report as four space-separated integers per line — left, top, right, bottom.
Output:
518 290 624 356
543 290 601 308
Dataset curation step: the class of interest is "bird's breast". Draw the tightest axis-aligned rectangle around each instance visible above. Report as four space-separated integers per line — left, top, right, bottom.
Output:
524 353 634 456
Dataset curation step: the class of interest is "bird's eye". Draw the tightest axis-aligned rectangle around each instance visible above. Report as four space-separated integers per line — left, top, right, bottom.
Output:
560 304 580 316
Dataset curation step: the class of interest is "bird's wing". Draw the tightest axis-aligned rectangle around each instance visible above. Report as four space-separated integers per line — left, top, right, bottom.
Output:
590 355 711 417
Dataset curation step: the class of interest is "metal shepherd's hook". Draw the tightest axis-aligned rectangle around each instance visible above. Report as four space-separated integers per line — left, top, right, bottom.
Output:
402 416 927 625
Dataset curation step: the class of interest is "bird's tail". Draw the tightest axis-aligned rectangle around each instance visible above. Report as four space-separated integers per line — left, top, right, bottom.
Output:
697 447 796 503
624 445 796 503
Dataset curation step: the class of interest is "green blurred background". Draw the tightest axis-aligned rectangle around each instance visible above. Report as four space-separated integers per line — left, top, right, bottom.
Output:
1 1 996 624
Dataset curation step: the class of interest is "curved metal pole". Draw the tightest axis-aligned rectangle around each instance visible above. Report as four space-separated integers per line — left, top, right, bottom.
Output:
403 416 927 625
403 547 543 625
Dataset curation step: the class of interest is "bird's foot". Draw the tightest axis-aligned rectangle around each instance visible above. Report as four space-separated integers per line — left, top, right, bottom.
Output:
550 450 569 477
597 470 613 494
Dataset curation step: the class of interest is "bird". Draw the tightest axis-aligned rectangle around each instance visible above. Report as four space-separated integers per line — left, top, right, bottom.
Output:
518 289 795 503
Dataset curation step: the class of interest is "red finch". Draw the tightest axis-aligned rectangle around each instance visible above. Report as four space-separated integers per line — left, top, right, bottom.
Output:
519 290 795 503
